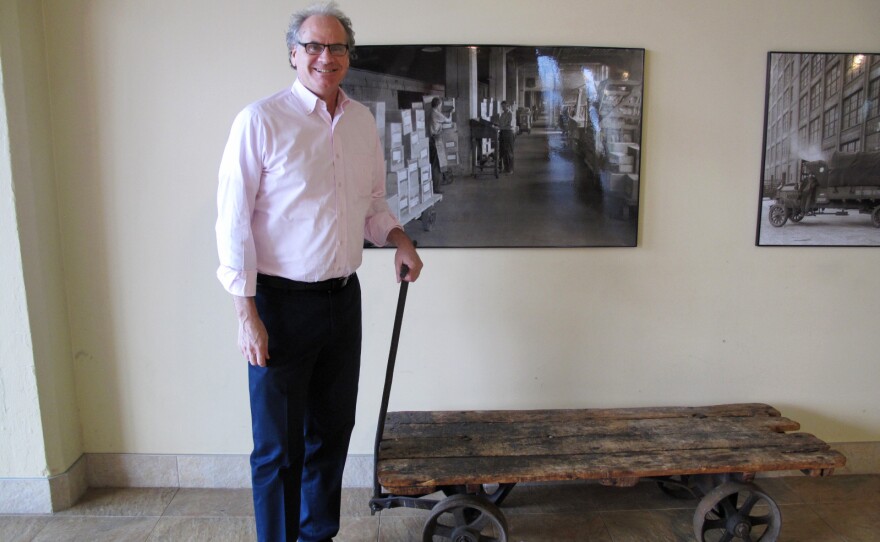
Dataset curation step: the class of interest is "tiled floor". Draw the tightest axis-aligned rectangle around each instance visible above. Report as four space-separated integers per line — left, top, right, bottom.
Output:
1 475 878 541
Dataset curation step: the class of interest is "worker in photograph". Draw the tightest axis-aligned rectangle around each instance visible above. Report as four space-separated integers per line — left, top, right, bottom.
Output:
429 96 455 193
215 2 422 540
498 100 515 173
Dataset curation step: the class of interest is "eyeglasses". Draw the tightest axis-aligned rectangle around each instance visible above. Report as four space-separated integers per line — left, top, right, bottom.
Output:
297 42 349 56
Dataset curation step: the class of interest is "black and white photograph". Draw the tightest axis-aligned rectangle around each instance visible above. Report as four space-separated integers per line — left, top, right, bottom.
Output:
757 52 880 246
343 45 645 248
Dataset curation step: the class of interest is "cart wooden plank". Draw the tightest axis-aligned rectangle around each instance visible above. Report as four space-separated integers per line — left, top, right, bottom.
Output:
376 404 845 494
378 448 845 494
383 415 801 441
380 428 829 460
387 403 783 425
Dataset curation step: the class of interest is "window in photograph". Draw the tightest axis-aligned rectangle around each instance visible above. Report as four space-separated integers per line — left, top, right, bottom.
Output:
842 89 865 130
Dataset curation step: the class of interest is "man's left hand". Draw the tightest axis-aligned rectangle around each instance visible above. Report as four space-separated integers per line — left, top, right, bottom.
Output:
386 228 422 282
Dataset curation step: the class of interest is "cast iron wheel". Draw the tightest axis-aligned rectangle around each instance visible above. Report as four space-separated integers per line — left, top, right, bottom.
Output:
657 475 697 500
693 481 781 542
768 204 788 227
422 494 508 542
872 206 880 228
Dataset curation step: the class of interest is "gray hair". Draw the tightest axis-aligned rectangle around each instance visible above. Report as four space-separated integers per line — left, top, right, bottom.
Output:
286 2 356 55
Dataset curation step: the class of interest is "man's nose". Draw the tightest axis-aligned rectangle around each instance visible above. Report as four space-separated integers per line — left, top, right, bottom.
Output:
318 47 334 60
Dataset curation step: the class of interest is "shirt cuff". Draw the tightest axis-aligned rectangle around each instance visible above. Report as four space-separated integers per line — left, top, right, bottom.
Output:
366 212 403 247
216 266 257 297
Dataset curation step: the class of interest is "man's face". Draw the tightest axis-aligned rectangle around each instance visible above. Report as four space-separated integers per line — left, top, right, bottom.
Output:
291 15 350 103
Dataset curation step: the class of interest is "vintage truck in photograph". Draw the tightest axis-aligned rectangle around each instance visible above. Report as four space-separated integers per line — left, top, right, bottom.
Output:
768 151 880 228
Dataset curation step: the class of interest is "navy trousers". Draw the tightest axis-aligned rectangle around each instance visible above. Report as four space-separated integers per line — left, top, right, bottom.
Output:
249 275 362 542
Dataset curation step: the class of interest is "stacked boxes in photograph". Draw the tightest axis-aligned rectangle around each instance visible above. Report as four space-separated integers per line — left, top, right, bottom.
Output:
366 99 458 220
386 106 433 218
602 141 641 213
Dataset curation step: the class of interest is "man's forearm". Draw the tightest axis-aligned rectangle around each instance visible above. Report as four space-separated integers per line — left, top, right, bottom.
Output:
234 295 261 325
386 227 413 248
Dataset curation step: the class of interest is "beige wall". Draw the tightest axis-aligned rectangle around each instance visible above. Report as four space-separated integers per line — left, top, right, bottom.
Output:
2 0 878 478
0 17 47 477
0 0 81 478
18 0 82 476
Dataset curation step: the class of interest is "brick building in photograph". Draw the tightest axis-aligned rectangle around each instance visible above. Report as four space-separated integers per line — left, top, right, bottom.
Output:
763 52 880 189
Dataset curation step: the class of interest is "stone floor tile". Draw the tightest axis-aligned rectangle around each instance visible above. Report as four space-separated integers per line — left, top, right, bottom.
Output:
783 474 880 504
506 511 612 541
336 515 380 541
341 486 376 518
10 475 876 541
57 487 178 517
600 508 695 542
33 516 158 542
776 504 843 542
162 488 253 517
378 515 425 541
147 516 255 542
815 501 880 542
0 515 51 542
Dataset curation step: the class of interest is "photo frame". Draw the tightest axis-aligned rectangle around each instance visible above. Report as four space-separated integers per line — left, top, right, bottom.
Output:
756 51 880 246
344 45 645 248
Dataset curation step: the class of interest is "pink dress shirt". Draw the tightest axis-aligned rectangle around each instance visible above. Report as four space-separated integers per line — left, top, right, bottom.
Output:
216 79 401 297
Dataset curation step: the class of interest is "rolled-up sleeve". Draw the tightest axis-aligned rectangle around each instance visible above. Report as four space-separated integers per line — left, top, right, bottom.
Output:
216 108 264 297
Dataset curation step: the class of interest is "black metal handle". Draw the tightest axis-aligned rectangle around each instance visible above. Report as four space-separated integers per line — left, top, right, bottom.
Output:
373 262 411 498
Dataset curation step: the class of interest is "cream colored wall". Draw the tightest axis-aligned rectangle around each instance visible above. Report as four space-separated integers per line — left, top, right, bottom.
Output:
37 0 880 461
0 43 47 478
0 0 81 477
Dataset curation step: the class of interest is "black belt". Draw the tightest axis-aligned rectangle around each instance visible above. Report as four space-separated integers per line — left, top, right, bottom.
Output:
257 273 353 292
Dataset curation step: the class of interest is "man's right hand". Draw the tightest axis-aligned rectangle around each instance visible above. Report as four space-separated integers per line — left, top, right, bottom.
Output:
234 296 270 367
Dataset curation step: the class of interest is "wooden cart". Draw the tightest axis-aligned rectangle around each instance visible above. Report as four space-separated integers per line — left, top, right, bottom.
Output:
470 119 500 179
370 276 846 541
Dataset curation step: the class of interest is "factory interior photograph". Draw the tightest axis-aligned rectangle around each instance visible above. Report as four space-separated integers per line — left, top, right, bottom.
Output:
346 45 644 247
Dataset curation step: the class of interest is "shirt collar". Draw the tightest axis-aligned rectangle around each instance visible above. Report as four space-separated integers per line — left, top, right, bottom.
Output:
291 79 351 115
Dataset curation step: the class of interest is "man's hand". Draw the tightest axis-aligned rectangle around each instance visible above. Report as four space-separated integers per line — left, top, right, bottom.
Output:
386 228 423 282
234 296 269 367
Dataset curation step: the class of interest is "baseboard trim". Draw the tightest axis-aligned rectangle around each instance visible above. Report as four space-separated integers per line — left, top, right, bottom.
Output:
0 455 87 514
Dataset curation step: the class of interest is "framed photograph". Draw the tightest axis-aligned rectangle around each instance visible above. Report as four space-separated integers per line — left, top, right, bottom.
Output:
756 52 880 246
344 45 645 248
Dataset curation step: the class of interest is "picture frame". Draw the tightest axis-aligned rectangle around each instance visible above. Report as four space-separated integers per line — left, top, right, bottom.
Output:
344 45 645 248
756 51 880 246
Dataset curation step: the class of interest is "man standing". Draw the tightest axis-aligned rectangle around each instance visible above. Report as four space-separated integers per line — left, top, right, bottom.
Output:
215 3 422 541
498 101 515 173
428 96 455 193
